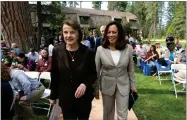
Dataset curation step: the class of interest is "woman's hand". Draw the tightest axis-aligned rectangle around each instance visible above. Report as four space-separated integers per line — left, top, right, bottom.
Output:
131 89 137 93
75 83 86 98
49 99 55 105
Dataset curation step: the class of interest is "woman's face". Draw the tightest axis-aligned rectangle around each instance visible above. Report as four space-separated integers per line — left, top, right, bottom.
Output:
150 46 154 51
41 50 48 57
63 24 79 46
107 25 118 44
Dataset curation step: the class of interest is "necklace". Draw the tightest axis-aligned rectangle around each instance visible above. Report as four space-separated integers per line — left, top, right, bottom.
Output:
68 51 76 62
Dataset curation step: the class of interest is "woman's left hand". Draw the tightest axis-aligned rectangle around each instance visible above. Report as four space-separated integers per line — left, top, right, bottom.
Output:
75 83 86 98
131 89 137 93
20 96 27 101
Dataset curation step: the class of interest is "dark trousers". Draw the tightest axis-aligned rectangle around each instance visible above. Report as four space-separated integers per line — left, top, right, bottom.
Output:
60 98 92 120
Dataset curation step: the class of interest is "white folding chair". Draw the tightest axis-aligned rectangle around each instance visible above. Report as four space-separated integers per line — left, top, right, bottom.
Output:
170 64 186 98
155 60 172 84
24 71 40 79
32 72 52 117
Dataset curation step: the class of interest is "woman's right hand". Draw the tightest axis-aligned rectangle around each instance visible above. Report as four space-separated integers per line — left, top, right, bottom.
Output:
49 99 55 105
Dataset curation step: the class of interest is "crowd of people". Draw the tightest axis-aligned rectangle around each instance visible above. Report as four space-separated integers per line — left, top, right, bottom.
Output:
131 36 186 76
1 18 186 120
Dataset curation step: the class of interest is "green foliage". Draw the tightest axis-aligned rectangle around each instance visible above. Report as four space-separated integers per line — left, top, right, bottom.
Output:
92 1 102 10
108 1 128 12
42 2 66 34
166 2 186 39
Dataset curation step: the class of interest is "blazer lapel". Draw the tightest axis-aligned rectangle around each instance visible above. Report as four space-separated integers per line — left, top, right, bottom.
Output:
103 48 115 66
59 44 71 70
74 44 87 70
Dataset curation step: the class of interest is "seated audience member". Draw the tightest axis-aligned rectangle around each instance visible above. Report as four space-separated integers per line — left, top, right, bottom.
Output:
36 49 51 72
8 65 45 120
81 31 91 48
1 47 12 67
11 43 21 55
136 43 147 66
27 48 39 63
1 64 14 119
175 39 182 50
164 43 177 64
143 39 151 52
155 42 164 58
177 48 186 64
145 45 159 67
10 50 19 68
16 52 36 71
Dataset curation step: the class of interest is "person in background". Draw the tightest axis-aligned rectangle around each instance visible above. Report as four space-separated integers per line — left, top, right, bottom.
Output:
145 45 159 67
95 21 136 120
10 50 19 69
49 19 97 120
1 47 12 67
11 43 21 55
81 31 91 48
16 53 35 71
175 39 182 50
1 40 10 50
98 25 106 44
155 42 164 58
165 43 177 64
36 49 51 72
9 65 45 120
48 37 54 57
177 47 186 64
86 30 93 42
136 43 147 67
143 39 151 52
27 48 39 63
89 29 101 53
1 64 14 119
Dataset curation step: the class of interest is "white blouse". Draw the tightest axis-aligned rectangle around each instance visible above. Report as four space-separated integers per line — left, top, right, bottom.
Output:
110 50 121 66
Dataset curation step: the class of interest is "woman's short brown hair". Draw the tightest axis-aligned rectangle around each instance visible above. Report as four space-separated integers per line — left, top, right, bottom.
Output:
1 63 11 81
102 21 127 50
61 19 83 43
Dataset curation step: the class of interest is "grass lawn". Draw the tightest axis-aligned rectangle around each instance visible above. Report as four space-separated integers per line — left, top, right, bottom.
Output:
133 67 186 120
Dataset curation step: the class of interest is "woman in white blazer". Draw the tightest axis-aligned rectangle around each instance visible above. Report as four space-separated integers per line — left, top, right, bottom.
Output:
95 21 137 120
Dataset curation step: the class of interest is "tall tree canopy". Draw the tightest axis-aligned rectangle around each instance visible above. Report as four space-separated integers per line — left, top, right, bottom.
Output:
92 1 102 10
108 1 128 12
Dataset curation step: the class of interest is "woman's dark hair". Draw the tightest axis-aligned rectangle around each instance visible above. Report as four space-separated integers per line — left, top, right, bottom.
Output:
102 21 127 50
18 52 25 58
1 64 11 81
61 19 83 43
150 45 157 53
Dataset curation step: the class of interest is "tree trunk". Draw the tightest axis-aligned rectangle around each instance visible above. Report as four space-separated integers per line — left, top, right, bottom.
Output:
37 1 42 51
1 1 33 52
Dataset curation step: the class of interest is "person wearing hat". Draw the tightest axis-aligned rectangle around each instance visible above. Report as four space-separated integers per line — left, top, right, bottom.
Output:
16 53 36 71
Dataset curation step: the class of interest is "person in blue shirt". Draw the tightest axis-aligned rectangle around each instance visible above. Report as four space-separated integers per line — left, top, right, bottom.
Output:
81 31 91 48
8 66 45 120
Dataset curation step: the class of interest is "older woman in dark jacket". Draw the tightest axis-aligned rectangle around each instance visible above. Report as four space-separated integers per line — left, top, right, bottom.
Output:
49 19 97 120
